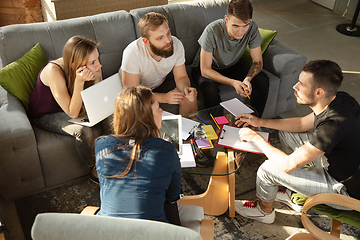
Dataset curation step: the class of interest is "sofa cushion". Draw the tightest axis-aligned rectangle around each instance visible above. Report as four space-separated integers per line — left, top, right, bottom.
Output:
240 28 278 66
0 43 48 110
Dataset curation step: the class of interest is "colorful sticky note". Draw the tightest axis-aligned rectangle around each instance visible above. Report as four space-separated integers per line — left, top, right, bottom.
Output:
214 116 229 125
195 138 213 149
201 125 218 140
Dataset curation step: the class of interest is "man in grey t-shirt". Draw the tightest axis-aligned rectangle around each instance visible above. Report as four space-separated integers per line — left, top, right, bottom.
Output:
193 0 269 117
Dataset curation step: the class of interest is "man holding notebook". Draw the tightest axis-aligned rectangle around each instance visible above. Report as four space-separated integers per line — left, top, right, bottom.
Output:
234 60 360 224
120 12 197 115
192 0 269 117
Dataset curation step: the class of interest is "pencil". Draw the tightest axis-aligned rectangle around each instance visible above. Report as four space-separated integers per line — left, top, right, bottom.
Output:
210 113 220 130
195 114 210 125
243 87 250 99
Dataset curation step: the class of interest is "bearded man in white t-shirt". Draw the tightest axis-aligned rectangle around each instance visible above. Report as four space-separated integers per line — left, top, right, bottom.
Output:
120 12 198 115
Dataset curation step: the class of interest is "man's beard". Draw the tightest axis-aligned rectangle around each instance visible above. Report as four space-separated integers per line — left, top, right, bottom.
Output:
295 91 316 107
149 40 174 58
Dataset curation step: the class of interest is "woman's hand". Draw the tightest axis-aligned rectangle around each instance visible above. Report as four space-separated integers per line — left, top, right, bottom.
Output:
76 66 95 83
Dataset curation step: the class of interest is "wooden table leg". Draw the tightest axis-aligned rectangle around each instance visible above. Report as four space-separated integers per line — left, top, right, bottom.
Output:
178 151 230 216
227 150 235 218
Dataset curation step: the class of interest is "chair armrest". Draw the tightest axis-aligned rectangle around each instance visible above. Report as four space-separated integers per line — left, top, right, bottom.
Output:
301 193 360 240
263 40 307 79
80 206 100 215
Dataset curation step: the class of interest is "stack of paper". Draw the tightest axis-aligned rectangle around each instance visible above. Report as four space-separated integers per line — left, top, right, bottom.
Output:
220 98 254 117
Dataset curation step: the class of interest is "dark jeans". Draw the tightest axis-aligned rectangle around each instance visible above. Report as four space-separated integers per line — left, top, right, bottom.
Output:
32 112 112 168
164 202 181 226
194 62 269 117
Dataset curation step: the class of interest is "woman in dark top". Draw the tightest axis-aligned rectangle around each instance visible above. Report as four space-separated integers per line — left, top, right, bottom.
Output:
29 36 104 178
94 86 183 224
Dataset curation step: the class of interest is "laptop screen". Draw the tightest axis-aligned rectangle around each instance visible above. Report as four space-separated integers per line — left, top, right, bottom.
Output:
160 115 183 155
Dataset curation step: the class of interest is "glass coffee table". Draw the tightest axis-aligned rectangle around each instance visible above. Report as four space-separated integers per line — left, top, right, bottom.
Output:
177 105 250 218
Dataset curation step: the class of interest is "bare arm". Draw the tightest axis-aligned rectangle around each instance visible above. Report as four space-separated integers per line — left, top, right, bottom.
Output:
199 49 248 98
242 46 263 95
122 70 140 88
247 46 263 80
172 64 197 102
239 128 324 173
43 64 94 118
236 112 315 133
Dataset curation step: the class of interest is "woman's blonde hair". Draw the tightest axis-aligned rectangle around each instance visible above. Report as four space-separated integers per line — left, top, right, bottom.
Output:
62 36 99 114
98 86 160 177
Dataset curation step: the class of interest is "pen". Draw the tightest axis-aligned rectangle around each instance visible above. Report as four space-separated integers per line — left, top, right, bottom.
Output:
219 128 226 139
243 87 250 99
190 139 198 158
195 114 210 125
210 113 220 130
193 139 205 158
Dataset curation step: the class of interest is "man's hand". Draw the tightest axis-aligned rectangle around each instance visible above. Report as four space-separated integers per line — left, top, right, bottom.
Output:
239 127 263 143
183 87 197 102
232 80 251 98
235 113 261 128
242 77 252 95
165 88 185 104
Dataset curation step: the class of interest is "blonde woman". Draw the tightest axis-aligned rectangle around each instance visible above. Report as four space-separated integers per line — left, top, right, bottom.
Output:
94 86 183 224
29 36 104 179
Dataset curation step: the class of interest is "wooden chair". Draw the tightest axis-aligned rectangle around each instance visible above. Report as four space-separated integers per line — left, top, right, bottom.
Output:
81 206 215 240
178 150 236 218
286 193 360 240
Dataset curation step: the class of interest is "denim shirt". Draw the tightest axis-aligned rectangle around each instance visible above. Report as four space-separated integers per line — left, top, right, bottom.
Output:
94 135 182 223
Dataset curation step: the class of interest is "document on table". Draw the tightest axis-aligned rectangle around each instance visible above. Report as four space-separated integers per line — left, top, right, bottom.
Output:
220 98 254 117
179 143 196 168
216 125 269 154
162 111 199 140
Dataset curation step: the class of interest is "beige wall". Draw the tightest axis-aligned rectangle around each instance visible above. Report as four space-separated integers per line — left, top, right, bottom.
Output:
41 0 168 22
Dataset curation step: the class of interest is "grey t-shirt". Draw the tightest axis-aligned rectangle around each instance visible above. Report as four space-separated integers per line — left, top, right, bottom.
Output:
193 19 262 69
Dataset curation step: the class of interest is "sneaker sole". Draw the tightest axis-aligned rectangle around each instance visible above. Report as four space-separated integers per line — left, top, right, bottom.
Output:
276 199 303 212
235 204 275 224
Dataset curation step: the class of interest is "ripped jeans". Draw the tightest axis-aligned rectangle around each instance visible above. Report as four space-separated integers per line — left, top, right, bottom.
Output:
256 131 350 210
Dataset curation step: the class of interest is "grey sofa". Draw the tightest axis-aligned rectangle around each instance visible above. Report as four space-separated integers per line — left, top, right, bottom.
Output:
31 213 203 240
0 0 306 201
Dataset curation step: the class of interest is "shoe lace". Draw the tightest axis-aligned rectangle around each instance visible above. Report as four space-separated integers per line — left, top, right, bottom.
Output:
243 200 258 208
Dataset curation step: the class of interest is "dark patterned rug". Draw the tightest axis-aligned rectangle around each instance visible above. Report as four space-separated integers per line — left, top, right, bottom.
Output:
15 129 360 240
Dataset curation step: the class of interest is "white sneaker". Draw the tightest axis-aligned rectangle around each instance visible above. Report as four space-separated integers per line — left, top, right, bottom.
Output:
274 189 303 212
235 200 275 224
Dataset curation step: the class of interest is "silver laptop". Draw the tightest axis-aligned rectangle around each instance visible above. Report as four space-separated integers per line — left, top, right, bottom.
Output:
69 73 122 127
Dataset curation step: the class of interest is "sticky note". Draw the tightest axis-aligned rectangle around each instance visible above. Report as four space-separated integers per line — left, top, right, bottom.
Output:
195 138 213 149
202 125 218 140
214 116 229 125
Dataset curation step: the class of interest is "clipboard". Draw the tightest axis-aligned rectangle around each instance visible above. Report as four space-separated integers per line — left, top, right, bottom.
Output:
216 125 269 155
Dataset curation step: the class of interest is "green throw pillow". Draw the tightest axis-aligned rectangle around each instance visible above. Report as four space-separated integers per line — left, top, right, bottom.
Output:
0 43 48 110
240 28 277 66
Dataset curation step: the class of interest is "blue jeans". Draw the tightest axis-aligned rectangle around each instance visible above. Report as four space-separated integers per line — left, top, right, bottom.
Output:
32 112 112 168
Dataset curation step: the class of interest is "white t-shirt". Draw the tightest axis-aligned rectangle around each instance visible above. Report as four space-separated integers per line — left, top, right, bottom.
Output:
120 36 185 89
